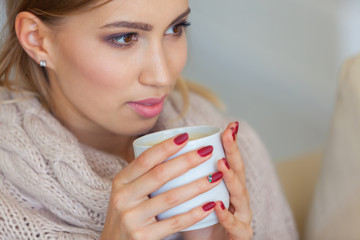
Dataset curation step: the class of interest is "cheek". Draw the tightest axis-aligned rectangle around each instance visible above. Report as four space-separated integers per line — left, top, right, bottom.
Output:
170 40 188 75
61 44 129 88
51 36 141 105
77 58 125 88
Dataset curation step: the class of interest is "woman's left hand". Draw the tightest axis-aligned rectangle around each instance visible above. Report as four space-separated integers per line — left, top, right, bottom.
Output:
182 121 253 240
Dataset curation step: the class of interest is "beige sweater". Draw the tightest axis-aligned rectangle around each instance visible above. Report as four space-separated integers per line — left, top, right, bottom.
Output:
0 88 298 239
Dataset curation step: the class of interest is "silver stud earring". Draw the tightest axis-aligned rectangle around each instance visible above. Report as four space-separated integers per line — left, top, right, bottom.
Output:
39 60 46 67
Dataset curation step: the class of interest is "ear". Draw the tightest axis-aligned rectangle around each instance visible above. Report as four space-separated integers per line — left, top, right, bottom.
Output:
15 11 51 67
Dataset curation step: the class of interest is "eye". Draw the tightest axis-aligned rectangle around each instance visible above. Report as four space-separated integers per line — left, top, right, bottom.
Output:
165 20 191 36
167 25 181 35
108 33 138 47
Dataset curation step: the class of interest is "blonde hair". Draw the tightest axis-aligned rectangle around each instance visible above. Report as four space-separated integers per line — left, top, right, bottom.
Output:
0 0 223 114
176 76 225 117
0 0 111 110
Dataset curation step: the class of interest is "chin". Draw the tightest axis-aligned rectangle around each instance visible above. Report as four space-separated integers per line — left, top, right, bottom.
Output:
115 116 160 137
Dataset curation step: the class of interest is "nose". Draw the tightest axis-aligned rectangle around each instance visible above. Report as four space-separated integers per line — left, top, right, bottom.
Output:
139 41 172 88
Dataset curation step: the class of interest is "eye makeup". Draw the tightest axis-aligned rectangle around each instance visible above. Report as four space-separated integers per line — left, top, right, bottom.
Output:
106 32 139 48
105 20 191 48
165 20 191 37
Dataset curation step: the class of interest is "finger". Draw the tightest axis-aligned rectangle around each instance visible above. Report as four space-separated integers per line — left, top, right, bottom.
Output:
218 158 252 223
129 145 214 198
139 202 216 240
222 122 246 180
135 171 223 221
215 201 253 239
115 133 189 184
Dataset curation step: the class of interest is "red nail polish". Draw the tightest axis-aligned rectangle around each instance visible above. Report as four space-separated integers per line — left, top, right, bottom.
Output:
174 133 189 145
230 127 236 141
231 121 239 141
197 146 213 157
220 201 226 210
222 158 230 170
207 171 223 183
202 202 216 211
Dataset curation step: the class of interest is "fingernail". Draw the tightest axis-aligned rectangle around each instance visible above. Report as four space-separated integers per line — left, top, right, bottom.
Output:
197 146 213 157
222 158 230 170
202 201 216 211
231 121 239 141
207 171 223 183
220 201 226 210
174 133 189 145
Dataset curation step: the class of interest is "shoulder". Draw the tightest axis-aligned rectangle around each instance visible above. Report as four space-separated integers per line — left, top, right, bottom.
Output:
0 87 39 109
161 91 299 236
184 92 298 236
164 90 267 155
187 92 265 147
0 87 12 101
158 90 269 160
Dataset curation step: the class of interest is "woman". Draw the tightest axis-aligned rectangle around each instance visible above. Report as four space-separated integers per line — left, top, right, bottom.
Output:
0 0 298 239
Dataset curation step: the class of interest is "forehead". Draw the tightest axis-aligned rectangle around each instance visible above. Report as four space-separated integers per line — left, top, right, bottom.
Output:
76 0 189 27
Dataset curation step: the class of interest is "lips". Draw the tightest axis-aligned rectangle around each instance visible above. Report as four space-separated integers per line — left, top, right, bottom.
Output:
127 95 167 118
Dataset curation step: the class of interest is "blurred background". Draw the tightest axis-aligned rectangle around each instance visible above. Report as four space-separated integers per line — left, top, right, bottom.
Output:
182 1 360 237
184 0 360 162
2 0 360 238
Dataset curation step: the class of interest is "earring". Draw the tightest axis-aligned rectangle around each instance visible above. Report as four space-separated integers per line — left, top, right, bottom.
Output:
39 60 46 67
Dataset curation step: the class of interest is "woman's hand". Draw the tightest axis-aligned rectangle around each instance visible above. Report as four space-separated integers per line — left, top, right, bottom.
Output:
100 133 223 240
182 121 253 240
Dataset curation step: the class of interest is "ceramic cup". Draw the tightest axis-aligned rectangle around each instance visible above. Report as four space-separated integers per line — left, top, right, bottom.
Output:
133 125 230 231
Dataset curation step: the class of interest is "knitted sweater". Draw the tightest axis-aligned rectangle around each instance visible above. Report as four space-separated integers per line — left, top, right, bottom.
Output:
0 88 298 240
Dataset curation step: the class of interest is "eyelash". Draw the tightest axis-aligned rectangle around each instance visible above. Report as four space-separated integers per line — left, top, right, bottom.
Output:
107 20 191 48
167 20 191 37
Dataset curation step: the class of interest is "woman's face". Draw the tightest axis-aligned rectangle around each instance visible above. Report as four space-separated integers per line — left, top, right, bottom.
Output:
47 0 189 137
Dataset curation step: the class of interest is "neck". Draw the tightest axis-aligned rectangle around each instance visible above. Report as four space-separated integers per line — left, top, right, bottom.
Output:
71 128 136 162
51 110 137 162
49 101 137 162
48 73 137 162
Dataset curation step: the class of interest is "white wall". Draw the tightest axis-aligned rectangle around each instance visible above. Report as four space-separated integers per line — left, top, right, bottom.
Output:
183 0 360 161
0 1 5 26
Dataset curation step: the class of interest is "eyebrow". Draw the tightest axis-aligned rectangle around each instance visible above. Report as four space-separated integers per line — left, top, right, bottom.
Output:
100 7 191 31
168 8 191 27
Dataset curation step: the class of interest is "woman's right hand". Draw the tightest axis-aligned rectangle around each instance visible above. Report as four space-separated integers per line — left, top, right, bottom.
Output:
100 133 223 240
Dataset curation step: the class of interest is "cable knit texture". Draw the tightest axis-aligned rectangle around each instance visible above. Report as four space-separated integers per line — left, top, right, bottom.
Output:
0 88 298 239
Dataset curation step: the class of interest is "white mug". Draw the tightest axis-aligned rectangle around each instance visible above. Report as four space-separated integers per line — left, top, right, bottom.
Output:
133 125 230 231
